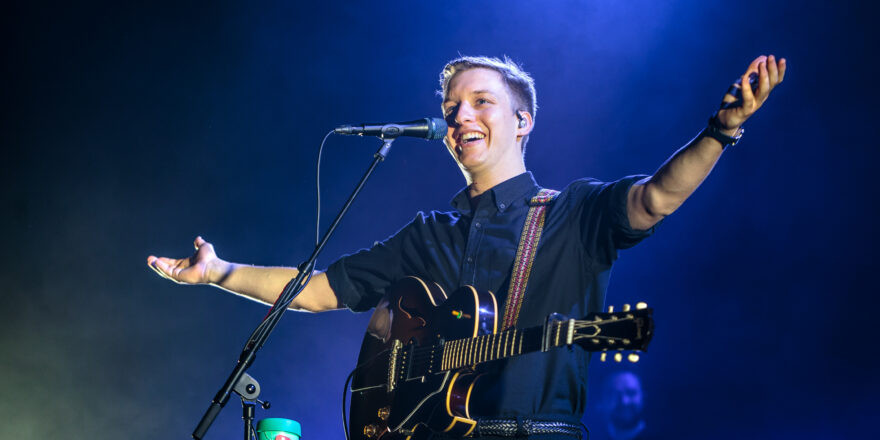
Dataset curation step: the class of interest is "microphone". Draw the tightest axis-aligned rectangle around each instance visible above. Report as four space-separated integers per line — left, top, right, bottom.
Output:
334 117 448 140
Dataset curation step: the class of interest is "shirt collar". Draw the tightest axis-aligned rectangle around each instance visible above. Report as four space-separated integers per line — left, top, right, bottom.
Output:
450 172 539 216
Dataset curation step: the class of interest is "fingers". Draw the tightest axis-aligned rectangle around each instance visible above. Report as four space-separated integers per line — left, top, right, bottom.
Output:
194 236 206 250
747 55 768 75
147 255 175 282
147 255 188 283
778 57 787 83
757 58 771 100
147 255 170 280
767 55 779 85
722 83 740 105
740 68 756 108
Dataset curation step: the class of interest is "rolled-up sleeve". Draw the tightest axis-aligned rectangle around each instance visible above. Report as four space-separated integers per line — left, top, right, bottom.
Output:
573 175 660 265
325 213 436 312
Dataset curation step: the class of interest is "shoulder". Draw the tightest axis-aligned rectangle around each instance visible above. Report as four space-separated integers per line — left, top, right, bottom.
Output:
557 175 649 203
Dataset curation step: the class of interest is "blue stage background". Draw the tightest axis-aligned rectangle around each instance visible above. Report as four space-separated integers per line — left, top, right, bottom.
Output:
3 1 877 438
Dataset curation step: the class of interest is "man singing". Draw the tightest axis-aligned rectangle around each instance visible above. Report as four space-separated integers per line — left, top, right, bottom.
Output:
149 54 785 439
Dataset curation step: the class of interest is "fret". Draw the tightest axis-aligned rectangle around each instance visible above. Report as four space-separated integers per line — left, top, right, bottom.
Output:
472 336 478 365
472 336 477 365
480 334 487 364
554 322 561 347
471 336 476 365
485 334 491 362
467 337 473 365
448 341 454 370
518 330 524 354
475 335 481 365
461 338 467 367
474 336 483 364
460 339 466 367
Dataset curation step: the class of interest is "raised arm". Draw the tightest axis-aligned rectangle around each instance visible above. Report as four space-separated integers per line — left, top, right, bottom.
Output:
147 236 342 312
627 55 787 230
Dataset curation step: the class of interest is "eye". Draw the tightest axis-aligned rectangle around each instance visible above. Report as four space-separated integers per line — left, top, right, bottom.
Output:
475 98 490 105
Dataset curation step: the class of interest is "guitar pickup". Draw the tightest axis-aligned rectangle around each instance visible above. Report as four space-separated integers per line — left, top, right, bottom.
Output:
387 339 403 392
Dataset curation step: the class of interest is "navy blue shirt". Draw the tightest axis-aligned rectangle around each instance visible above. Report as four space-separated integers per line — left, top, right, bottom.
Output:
326 172 655 424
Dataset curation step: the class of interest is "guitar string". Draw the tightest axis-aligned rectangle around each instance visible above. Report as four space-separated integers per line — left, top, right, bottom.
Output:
405 318 633 369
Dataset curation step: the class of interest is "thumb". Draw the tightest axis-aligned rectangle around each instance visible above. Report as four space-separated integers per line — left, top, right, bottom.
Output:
194 236 207 250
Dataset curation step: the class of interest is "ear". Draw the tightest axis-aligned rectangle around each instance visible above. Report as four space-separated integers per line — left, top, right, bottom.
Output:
515 111 533 137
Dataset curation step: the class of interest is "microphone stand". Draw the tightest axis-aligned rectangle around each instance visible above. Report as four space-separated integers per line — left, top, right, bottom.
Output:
192 135 398 439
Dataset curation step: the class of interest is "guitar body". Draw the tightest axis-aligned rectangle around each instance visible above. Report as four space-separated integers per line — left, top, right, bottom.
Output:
349 276 498 440
348 277 654 440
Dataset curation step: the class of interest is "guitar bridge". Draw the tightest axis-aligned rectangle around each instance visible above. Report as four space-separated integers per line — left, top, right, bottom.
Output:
387 339 403 392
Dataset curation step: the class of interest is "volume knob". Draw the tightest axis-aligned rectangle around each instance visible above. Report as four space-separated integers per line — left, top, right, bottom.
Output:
377 406 391 421
364 424 379 438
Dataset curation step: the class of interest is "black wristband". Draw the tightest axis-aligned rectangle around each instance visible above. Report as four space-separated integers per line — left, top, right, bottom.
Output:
701 114 743 149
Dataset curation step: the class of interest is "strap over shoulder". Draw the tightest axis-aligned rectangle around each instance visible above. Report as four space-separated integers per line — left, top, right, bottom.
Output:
529 188 560 206
502 187 559 329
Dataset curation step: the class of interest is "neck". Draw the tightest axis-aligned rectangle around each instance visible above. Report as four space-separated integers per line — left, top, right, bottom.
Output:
464 161 527 198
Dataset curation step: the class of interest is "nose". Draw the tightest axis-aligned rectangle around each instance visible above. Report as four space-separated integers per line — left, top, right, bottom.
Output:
450 101 475 127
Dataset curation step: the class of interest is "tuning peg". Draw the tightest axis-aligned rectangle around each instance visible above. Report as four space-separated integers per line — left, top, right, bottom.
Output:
636 302 647 310
600 352 607 362
627 353 640 363
622 304 631 312
607 305 614 313
613 352 623 363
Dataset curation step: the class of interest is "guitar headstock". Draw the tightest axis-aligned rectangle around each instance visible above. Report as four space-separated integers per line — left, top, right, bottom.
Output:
570 303 654 362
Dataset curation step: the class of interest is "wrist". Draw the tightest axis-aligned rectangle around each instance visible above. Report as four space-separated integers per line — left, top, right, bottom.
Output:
702 113 744 149
207 259 234 285
719 125 741 137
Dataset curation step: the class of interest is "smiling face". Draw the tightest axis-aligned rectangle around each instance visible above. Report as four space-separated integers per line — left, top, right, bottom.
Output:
441 68 531 187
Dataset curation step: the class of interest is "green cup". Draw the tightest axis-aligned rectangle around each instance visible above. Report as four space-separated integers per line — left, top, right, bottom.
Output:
256 418 302 440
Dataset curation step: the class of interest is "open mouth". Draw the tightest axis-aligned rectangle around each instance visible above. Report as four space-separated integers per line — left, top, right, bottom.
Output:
456 132 486 155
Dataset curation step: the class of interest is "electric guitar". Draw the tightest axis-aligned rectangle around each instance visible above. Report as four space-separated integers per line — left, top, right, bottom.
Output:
348 276 654 440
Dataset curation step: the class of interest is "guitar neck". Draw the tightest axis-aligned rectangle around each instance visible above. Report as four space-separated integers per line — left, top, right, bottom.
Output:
439 324 565 372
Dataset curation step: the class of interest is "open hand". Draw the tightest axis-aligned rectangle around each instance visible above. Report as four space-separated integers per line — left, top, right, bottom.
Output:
716 55 786 131
147 236 224 285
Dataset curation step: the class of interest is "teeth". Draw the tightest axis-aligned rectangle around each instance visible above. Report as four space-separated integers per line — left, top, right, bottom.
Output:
461 132 485 143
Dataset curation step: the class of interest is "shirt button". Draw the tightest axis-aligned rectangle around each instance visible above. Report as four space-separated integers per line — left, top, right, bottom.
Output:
474 222 481 229
467 256 473 263
499 203 506 209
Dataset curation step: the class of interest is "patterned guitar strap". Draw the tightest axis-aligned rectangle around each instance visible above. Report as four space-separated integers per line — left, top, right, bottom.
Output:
500 188 560 330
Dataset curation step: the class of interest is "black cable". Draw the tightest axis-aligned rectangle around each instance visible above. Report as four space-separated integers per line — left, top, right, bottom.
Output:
316 129 333 247
342 367 356 440
242 130 333 350
340 345 395 440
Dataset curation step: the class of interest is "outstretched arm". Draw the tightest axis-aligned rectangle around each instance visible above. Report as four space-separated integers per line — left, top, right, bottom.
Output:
147 236 342 312
627 55 787 230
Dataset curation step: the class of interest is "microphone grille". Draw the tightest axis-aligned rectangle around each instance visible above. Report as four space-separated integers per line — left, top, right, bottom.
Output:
425 117 448 140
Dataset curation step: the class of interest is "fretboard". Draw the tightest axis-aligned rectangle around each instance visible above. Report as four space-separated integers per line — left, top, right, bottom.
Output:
439 326 550 371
